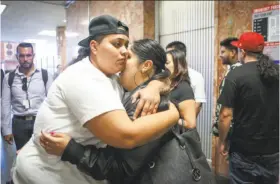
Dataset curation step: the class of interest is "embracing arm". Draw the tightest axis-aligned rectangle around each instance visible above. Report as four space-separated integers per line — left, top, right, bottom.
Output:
62 75 178 149
68 96 172 181
40 132 114 181
84 103 177 149
131 78 171 118
40 94 172 181
61 138 116 181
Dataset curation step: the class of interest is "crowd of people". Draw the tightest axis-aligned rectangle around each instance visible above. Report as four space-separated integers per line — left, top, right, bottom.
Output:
0 14 278 184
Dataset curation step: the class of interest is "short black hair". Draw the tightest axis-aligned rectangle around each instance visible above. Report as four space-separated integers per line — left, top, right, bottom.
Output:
166 41 187 56
220 37 238 53
17 42 34 53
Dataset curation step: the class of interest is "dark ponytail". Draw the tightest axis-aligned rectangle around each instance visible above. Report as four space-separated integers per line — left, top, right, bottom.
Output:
67 47 90 67
150 66 170 83
256 53 279 84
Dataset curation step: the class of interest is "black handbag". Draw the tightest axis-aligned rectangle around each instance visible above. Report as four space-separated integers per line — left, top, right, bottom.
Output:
133 124 217 184
62 88 216 184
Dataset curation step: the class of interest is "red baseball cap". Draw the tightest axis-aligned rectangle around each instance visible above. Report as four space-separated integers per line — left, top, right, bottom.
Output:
231 32 265 52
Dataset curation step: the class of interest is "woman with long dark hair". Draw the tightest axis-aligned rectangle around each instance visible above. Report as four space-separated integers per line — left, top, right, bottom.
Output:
165 49 196 129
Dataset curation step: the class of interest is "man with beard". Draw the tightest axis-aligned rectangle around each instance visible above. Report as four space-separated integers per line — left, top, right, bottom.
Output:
212 37 241 137
1 42 53 150
212 38 241 180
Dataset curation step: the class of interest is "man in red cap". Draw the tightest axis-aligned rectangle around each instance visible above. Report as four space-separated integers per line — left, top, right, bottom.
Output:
217 32 279 184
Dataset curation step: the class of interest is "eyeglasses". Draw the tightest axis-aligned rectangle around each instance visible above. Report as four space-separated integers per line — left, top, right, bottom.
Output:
17 54 34 59
22 78 27 91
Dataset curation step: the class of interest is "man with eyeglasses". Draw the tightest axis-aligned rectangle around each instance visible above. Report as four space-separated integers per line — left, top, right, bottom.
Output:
1 42 53 150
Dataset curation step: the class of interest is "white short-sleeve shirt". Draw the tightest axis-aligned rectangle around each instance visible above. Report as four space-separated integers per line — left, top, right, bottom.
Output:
188 67 206 103
12 57 124 184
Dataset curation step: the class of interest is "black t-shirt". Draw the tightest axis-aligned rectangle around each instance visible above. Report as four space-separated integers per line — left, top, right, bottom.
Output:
218 62 279 155
170 81 194 103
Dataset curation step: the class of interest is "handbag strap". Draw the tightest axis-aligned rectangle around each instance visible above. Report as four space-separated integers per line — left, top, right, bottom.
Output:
171 129 201 181
179 119 185 134
171 99 194 168
170 99 185 134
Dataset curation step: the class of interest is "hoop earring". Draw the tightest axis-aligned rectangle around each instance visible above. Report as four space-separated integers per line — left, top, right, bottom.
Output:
134 72 139 86
141 70 152 82
134 71 151 86
142 71 151 80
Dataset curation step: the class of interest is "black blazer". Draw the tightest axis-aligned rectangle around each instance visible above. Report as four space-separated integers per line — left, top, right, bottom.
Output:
61 82 171 184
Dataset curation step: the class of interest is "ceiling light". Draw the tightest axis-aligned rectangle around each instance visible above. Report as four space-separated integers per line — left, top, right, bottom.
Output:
66 32 79 37
63 19 67 23
0 4 6 14
81 20 89 25
38 30 79 37
23 39 47 44
38 30 56 37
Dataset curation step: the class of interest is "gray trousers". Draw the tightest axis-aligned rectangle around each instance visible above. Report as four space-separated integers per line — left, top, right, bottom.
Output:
12 118 35 150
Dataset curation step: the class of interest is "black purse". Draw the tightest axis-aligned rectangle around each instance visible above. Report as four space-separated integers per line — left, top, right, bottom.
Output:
62 90 216 184
133 122 217 184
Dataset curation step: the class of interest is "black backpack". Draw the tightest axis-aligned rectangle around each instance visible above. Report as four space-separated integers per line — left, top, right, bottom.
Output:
8 69 48 96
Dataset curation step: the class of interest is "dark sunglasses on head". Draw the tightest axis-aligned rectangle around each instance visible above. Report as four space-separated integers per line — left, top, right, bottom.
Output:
22 78 27 91
17 54 34 58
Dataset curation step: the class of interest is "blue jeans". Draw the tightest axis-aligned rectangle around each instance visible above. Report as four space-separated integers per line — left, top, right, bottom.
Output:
229 152 279 184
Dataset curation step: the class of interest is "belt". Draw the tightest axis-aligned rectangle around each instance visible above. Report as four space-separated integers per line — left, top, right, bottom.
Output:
13 115 36 121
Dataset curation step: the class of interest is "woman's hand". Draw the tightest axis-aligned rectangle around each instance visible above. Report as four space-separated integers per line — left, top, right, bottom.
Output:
131 79 171 119
40 131 71 156
131 86 161 119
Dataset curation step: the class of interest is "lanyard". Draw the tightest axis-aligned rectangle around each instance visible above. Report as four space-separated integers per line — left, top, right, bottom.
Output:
22 71 36 101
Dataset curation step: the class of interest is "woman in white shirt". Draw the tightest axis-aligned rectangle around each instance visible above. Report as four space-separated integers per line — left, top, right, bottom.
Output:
12 15 179 184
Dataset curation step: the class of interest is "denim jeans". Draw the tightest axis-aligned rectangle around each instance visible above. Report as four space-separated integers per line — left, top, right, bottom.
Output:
229 152 279 184
12 118 35 150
